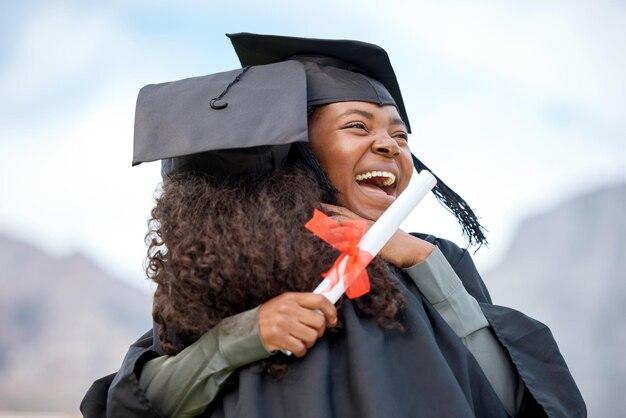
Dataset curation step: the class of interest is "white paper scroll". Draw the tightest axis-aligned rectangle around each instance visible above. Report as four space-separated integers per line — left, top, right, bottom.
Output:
313 169 437 303
282 170 436 356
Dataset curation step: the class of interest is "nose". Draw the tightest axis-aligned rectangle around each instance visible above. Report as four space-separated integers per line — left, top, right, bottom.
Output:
371 135 401 158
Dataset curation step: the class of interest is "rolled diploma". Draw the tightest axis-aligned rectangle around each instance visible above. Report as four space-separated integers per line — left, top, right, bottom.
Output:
282 170 436 355
313 169 437 304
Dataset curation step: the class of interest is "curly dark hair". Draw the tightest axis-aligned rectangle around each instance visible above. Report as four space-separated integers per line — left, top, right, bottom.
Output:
145 144 406 376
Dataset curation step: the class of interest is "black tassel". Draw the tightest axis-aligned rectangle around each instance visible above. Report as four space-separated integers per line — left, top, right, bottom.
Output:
303 105 486 250
209 66 251 110
411 154 488 250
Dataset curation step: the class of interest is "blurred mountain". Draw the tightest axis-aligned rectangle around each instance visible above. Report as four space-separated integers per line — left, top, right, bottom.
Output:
0 234 152 413
484 182 626 418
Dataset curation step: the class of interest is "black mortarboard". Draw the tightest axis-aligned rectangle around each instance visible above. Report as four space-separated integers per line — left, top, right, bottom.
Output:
133 33 409 180
133 33 410 179
132 33 487 247
227 32 411 133
132 60 308 176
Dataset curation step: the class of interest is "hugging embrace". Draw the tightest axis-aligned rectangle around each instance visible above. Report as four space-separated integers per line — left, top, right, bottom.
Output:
81 33 586 418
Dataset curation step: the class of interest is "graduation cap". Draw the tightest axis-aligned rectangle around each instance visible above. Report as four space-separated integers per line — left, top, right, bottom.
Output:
227 32 411 132
133 33 409 175
132 60 308 176
132 32 487 246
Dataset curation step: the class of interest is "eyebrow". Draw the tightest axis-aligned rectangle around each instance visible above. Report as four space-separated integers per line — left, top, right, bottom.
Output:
337 109 407 130
337 109 375 120
390 116 407 129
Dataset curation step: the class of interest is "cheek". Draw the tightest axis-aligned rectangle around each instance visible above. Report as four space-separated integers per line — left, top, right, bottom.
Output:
313 135 363 181
393 153 415 193
325 157 357 198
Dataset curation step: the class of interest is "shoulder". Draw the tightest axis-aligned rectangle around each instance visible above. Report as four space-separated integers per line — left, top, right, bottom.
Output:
409 232 493 304
80 329 159 418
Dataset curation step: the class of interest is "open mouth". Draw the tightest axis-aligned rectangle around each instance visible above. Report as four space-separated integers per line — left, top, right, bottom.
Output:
354 170 397 199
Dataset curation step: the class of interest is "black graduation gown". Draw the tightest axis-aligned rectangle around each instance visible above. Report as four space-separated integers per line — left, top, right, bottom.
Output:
80 235 586 418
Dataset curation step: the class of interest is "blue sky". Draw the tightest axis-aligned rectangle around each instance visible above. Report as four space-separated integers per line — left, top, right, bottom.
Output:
1 0 625 291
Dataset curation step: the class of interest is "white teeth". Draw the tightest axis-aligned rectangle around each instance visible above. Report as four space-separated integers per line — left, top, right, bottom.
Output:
355 170 396 185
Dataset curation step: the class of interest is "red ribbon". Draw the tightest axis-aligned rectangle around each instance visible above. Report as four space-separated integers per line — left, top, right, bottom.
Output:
304 209 373 299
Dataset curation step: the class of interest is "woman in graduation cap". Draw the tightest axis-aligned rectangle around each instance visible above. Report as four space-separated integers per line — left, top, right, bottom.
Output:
81 33 585 418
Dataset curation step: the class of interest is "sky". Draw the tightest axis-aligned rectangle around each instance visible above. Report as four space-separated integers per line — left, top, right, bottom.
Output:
1 0 625 292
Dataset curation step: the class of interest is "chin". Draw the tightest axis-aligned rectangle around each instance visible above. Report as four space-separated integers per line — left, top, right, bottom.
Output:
346 200 388 222
337 188 395 221
345 182 398 221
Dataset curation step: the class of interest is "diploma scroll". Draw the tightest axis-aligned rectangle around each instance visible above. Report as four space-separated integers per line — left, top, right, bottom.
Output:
282 170 436 356
313 169 437 303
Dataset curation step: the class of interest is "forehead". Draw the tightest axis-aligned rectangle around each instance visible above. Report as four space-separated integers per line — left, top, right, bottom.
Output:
313 101 405 126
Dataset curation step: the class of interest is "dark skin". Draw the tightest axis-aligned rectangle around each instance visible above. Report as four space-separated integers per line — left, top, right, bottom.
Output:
259 101 435 356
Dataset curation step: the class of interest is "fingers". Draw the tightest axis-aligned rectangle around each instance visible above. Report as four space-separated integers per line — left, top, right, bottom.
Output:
289 321 320 349
320 203 357 219
283 335 307 358
298 309 327 337
319 204 373 229
258 292 339 357
330 214 351 224
295 293 338 326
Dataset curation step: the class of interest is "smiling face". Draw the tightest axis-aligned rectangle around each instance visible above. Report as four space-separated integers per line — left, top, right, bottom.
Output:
308 101 414 221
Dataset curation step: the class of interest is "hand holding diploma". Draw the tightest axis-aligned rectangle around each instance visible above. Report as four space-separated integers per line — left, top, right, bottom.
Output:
318 204 435 270
278 170 436 355
258 292 338 357
311 169 437 304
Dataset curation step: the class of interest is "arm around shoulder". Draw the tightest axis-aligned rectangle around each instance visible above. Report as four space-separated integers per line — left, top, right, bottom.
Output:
139 306 271 418
406 234 586 417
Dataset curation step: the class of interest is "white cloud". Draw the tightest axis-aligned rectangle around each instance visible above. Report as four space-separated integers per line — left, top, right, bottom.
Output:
0 3 116 105
359 0 626 129
0 1 214 131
